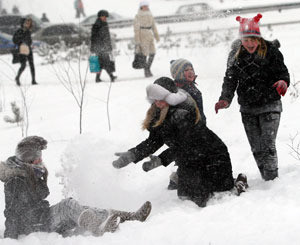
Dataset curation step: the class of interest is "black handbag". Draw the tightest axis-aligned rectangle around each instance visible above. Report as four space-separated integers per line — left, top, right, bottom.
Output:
132 53 146 69
11 48 20 64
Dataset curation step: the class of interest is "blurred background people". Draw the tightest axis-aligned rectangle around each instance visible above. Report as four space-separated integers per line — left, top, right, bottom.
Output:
13 17 37 86
74 0 86 18
90 10 117 82
41 13 50 23
134 0 160 77
12 5 20 15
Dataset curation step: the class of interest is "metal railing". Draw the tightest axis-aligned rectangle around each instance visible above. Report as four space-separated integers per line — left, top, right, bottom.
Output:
106 1 300 29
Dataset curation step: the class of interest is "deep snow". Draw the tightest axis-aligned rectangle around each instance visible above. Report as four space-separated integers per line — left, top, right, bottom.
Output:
0 0 300 244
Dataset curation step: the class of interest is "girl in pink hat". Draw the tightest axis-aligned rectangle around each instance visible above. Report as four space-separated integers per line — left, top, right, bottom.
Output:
215 14 290 181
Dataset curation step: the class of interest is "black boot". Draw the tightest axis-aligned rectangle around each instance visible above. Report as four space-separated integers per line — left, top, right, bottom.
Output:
15 76 20 86
32 80 38 85
109 73 117 82
95 73 102 83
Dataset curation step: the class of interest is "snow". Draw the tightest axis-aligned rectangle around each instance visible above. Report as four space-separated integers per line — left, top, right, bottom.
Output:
1 0 300 244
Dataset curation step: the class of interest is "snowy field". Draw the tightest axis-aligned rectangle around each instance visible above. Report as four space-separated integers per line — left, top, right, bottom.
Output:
0 0 300 244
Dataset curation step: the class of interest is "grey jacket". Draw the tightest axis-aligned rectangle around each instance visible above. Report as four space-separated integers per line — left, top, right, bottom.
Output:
0 157 50 239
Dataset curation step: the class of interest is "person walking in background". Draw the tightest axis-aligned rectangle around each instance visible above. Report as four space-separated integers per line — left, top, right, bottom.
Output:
215 14 290 181
12 5 20 15
134 0 160 77
1 8 7 15
166 58 207 190
41 13 50 23
91 10 117 82
13 17 37 86
0 136 152 239
112 77 248 207
74 0 86 18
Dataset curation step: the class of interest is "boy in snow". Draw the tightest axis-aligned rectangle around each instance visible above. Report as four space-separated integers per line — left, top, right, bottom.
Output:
0 136 151 239
112 77 247 208
215 14 290 181
167 58 207 190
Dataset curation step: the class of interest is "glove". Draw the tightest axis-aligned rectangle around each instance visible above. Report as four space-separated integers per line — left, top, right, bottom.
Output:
215 100 229 114
142 155 162 172
273 80 287 96
112 151 136 169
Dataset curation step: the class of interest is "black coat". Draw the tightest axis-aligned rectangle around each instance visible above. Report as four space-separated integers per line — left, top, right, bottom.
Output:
90 19 114 72
130 99 234 204
220 39 290 107
175 79 207 125
90 19 112 54
13 28 33 49
3 157 50 239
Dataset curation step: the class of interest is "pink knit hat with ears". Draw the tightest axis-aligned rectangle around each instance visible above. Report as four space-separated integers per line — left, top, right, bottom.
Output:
236 13 262 38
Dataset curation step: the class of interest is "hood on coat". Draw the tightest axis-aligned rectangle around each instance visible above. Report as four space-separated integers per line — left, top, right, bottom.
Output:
0 157 26 182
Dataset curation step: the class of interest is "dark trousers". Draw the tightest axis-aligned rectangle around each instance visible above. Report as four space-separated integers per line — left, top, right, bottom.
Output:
98 53 115 74
177 152 234 207
241 112 281 180
16 52 35 82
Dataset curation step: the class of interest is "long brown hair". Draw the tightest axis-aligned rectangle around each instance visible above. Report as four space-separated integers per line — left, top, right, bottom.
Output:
235 37 267 59
142 104 169 130
142 98 201 130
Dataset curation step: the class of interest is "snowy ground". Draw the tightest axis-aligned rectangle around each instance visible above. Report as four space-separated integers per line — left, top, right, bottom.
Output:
0 0 300 244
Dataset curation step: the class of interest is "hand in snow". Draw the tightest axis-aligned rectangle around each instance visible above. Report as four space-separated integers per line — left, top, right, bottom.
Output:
215 100 229 114
112 151 136 169
142 155 162 172
273 80 287 96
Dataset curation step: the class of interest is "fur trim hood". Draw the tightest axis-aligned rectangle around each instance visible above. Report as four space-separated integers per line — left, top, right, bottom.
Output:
0 157 26 182
0 156 47 182
146 84 187 105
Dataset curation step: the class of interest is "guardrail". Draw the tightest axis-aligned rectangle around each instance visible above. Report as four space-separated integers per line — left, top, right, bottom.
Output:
115 19 300 42
105 1 300 29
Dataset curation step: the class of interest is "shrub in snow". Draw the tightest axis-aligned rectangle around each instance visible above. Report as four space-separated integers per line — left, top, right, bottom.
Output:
3 101 23 125
289 80 300 102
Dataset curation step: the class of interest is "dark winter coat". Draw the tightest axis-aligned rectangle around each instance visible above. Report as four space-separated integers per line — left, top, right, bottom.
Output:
129 97 234 204
13 20 33 51
90 18 114 72
220 39 290 107
90 19 112 54
1 157 50 239
175 78 206 124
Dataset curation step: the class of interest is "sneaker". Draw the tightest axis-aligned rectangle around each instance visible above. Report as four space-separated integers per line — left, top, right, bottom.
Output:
133 201 152 222
234 173 248 195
